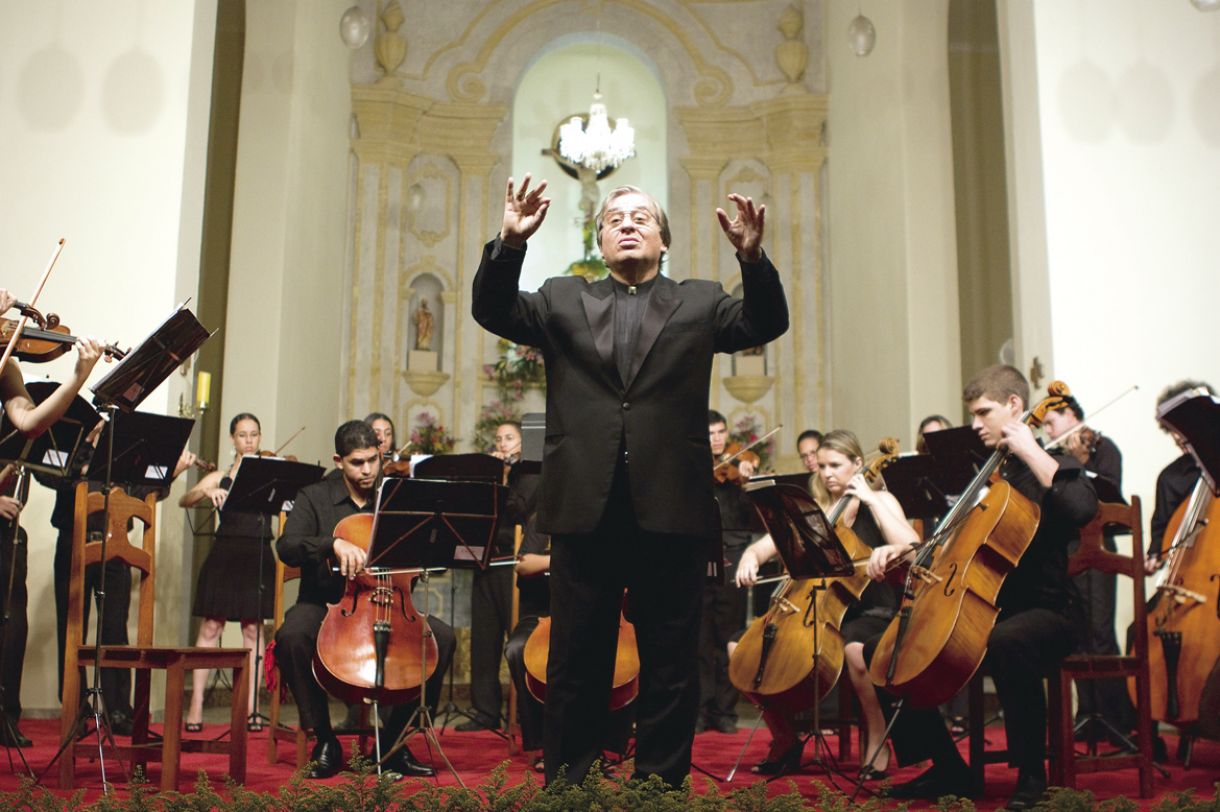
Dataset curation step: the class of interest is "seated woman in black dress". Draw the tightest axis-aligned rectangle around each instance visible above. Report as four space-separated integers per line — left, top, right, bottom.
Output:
181 412 275 731
733 429 918 778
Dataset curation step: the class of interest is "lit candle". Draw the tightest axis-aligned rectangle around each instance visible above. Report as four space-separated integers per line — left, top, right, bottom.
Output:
196 370 211 410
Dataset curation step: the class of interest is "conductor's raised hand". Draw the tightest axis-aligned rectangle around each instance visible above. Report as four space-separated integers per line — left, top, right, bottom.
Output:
501 174 551 250
716 193 765 263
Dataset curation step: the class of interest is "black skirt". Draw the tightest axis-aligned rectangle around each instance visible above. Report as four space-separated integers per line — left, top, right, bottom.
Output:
192 535 276 621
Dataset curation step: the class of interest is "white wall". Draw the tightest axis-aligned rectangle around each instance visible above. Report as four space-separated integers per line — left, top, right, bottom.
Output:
0 0 218 713
825 0 962 448
1001 1 1220 528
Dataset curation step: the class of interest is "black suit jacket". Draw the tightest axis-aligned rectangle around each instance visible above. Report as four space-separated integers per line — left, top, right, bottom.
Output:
472 238 788 540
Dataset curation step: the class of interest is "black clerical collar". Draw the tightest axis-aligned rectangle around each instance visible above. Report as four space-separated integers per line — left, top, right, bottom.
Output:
611 275 658 296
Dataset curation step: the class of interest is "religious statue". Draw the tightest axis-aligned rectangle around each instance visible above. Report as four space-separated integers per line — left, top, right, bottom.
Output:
414 299 434 351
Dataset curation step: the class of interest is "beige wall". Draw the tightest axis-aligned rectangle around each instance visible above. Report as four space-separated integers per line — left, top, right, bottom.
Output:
0 0 218 713
825 0 962 450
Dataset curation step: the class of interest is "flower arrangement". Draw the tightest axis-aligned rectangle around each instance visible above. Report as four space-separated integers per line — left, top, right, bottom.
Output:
409 411 456 455
483 339 545 400
730 414 775 473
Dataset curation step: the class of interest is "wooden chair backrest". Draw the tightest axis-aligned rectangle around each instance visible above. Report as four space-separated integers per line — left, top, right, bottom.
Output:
1067 497 1147 656
271 512 301 632
69 482 158 648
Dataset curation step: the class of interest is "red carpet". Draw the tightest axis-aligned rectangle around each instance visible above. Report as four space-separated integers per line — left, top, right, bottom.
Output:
0 718 1215 809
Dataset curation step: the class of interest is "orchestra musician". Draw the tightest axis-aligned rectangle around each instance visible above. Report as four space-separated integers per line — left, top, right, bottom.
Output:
273 420 455 779
472 176 788 786
915 414 951 455
180 413 275 733
459 420 539 732
1041 394 1134 741
698 409 758 735
734 429 918 777
1146 380 1215 574
366 412 397 461
796 429 822 475
860 365 1097 811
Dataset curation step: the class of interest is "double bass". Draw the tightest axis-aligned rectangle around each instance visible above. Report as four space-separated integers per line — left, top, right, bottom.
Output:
1134 475 1220 731
728 439 899 712
868 384 1070 707
312 513 439 704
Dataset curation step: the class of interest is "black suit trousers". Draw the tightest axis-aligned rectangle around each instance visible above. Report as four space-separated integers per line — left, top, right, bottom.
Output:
275 600 455 741
545 461 705 787
469 565 513 723
0 531 27 722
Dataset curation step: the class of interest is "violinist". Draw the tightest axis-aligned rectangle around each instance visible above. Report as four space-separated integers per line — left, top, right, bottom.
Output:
860 365 1097 810
366 412 397 462
273 420 455 780
179 413 275 733
698 410 758 735
915 414 951 455
1042 395 1134 741
460 420 538 732
1147 380 1214 574
735 429 917 777
0 288 107 747
796 429 822 474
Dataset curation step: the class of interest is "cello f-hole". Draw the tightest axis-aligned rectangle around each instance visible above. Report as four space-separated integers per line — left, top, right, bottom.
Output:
1211 573 1220 620
942 562 958 598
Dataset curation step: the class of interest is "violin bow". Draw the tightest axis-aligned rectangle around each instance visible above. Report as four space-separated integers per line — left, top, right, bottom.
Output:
712 424 783 472
272 425 306 457
0 238 65 373
1042 384 1139 451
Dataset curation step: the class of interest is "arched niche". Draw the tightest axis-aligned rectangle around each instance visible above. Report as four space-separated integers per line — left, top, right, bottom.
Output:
510 37 667 293
405 272 445 362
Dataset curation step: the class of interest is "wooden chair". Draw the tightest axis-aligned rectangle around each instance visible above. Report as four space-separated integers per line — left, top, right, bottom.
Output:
59 484 250 791
1048 498 1155 797
266 554 372 766
966 668 1006 791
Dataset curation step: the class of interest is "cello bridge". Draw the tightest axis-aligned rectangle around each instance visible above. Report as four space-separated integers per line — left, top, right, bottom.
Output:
1157 584 1206 606
909 566 943 585
775 598 799 615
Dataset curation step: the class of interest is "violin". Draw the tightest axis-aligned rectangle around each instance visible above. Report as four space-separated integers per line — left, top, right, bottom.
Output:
728 439 899 714
868 383 1072 707
312 513 439 704
714 442 761 485
382 441 413 477
0 314 127 363
522 609 640 711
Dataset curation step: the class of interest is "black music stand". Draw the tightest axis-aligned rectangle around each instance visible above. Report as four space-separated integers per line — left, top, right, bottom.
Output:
87 413 195 487
368 475 505 786
880 452 959 527
722 478 853 785
220 456 324 727
0 384 98 773
1157 387 1220 493
43 304 210 794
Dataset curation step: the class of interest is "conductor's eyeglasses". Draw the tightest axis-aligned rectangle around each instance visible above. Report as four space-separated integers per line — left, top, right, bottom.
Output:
603 209 656 230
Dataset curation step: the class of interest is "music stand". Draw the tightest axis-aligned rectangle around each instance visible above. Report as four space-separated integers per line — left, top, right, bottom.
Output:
1157 387 1220 493
368 475 506 785
47 304 210 793
87 413 195 487
880 453 958 526
722 478 853 785
921 426 990 494
220 456 324 727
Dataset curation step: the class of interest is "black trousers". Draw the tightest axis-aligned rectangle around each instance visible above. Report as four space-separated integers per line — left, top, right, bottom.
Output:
0 529 28 723
54 530 133 716
1069 535 1134 732
505 615 545 751
867 607 1078 776
274 600 455 744
545 462 705 788
698 537 748 723
469 564 513 723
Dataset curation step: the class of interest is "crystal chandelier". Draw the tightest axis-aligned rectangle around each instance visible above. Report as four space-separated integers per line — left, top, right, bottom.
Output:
557 88 635 175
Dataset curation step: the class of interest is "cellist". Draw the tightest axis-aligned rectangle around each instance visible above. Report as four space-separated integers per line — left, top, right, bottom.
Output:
273 420 456 779
1146 380 1214 574
859 365 1097 811
734 429 917 777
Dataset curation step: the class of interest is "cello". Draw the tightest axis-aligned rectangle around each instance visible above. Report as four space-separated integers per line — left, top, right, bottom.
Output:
312 513 439 704
1134 475 1220 730
728 439 899 713
868 384 1070 708
522 611 640 711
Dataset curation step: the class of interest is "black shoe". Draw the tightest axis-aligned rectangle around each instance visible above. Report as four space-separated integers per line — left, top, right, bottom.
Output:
308 736 344 779
108 710 134 737
752 740 803 775
710 716 738 734
886 761 973 800
454 714 498 732
1004 773 1047 811
382 746 435 779
0 724 31 748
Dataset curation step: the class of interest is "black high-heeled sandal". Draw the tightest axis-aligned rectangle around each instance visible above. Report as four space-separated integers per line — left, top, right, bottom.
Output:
751 740 803 775
246 714 265 732
184 721 203 733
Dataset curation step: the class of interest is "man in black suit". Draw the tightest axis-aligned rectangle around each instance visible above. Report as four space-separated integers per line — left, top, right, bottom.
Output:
472 175 788 787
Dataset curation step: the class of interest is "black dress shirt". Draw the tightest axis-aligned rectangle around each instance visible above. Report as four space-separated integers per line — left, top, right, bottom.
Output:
276 474 372 607
611 276 656 384
996 451 1098 617
1149 453 1201 557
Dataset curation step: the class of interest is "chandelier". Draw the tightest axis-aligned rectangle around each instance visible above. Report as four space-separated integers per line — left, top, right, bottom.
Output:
557 89 636 175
